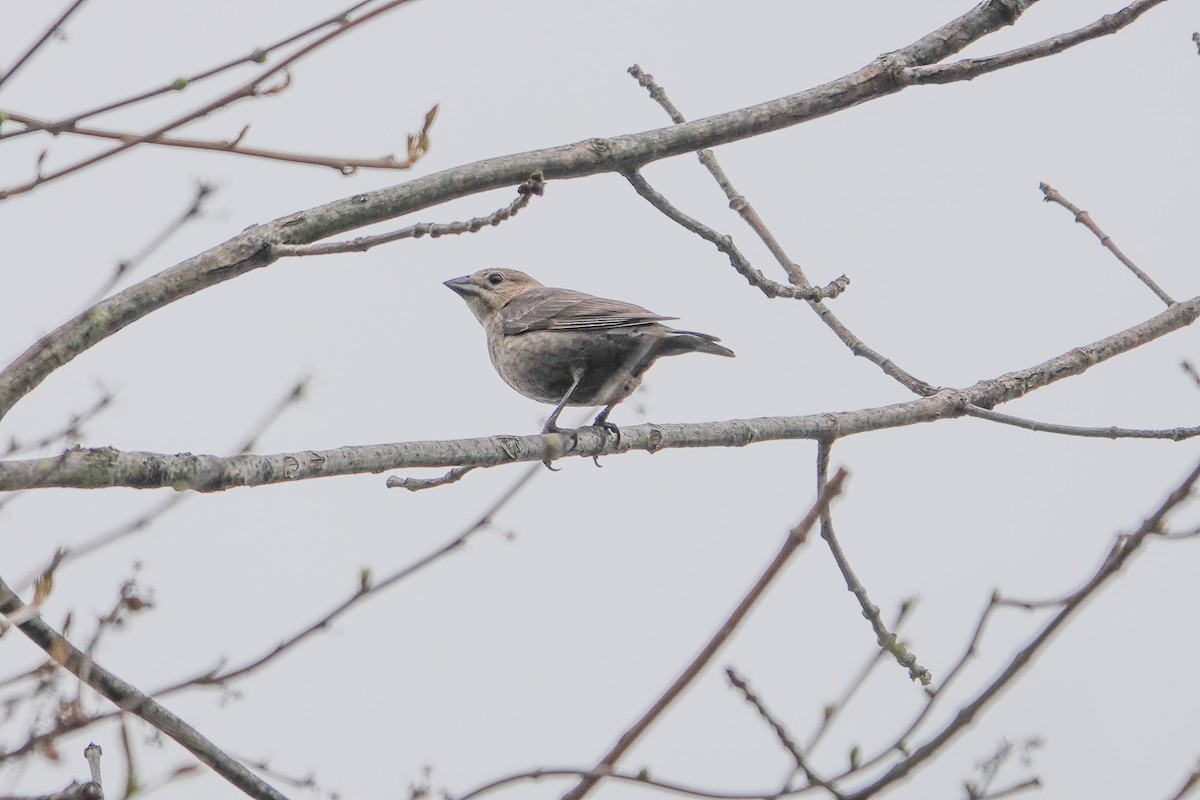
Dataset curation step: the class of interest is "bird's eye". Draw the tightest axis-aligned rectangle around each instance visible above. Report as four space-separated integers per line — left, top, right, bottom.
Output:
487 272 504 286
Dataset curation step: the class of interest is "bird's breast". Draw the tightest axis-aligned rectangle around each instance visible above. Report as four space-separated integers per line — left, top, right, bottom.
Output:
486 325 663 406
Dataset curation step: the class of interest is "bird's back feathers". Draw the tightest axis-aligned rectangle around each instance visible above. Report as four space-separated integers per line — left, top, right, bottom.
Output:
498 288 678 335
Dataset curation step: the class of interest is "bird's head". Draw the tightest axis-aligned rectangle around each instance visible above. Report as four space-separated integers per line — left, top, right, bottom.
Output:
444 268 543 324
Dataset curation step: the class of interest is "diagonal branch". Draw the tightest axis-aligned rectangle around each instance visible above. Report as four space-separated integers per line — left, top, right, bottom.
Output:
625 65 931 397
726 667 842 798
845 458 1200 799
624 169 848 301
0 0 422 200
0 0 1133 422
0 578 290 800
0 0 92 91
817 441 931 685
0 461 542 764
903 0 1171 85
0 0 379 140
1040 182 1174 305
560 469 848 800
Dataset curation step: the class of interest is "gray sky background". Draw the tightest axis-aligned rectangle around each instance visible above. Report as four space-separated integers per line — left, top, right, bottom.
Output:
3 2 1200 799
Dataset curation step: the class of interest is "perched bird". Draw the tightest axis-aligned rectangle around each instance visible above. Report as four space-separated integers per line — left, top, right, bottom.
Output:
444 269 734 439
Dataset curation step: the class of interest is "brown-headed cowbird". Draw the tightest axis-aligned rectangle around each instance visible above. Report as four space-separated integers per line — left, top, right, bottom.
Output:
444 268 734 436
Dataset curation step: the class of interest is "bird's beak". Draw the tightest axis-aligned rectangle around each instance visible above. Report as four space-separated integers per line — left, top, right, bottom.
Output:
443 276 480 297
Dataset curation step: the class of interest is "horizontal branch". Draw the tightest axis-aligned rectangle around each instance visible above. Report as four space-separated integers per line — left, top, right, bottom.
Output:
964 406 1200 440
4 293 1198 491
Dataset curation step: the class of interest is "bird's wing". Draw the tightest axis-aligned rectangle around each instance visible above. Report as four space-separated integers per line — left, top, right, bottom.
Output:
499 288 678 334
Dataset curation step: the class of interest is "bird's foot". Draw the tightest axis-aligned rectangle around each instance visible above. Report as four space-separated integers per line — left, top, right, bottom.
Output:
594 420 621 445
590 420 620 467
541 424 578 471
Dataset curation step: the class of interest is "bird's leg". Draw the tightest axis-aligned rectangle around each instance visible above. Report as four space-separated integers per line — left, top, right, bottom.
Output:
541 365 586 470
590 340 653 453
588 404 622 468
543 364 586 433
592 404 621 444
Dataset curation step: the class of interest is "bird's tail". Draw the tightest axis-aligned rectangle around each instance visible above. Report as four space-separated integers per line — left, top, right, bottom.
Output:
663 330 735 358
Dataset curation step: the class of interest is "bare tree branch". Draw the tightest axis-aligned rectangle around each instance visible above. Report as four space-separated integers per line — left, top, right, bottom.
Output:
0 0 421 199
844 458 1200 799
3 292 1197 490
0 0 379 140
817 439 931 684
623 169 848 301
625 64 931 397
561 469 847 800
84 182 215 306
1 462 544 762
0 578 290 800
0 0 1124 418
455 766 819 800
271 173 544 258
0 0 92 91
1 108 437 175
903 1 1171 85
725 667 841 798
962 406 1198 440
1040 182 1174 305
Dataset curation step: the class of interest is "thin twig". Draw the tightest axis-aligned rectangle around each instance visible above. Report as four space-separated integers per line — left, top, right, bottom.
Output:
156 462 543 691
454 766 819 800
971 777 1042 800
817 440 931 684
1182 361 1200 391
1040 182 1173 305
963 737 1042 800
1 461 540 765
0 0 92 91
1 109 436 175
623 170 847 301
0 0 420 200
13 378 308 590
963 406 1200 440
830 593 1004 781
725 667 842 799
560 469 848 800
626 66 822 290
388 466 477 491
626 64 933 397
0 0 377 140
0 578 291 800
845 458 1200 799
84 182 216 306
272 174 544 258
904 1 1171 86
2 388 113 457
802 599 916 755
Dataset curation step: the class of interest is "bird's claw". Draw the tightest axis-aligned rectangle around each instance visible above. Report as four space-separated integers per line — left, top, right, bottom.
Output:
541 426 578 471
595 420 621 447
590 420 621 467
